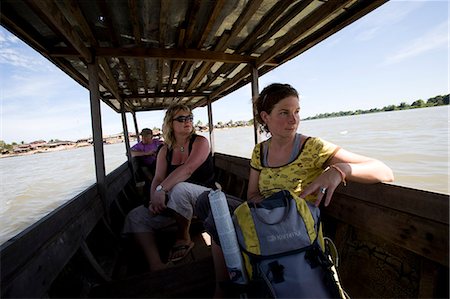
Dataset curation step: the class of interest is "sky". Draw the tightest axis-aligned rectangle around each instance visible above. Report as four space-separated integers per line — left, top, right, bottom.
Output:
0 1 448 144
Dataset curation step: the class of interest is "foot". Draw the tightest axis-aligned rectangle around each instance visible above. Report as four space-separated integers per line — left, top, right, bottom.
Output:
169 240 195 262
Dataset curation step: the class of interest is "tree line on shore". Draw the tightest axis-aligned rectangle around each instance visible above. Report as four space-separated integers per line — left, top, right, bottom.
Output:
303 94 449 121
2 94 448 152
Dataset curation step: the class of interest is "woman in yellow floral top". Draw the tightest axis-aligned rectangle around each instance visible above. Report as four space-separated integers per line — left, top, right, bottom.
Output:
197 83 394 297
248 83 394 207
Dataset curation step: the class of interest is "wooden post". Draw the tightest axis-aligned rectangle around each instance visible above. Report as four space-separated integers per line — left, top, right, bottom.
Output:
87 61 106 203
207 97 215 156
121 106 133 167
251 65 260 144
132 111 140 142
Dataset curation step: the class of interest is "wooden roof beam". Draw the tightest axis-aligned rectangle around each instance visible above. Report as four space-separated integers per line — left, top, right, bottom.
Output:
0 5 50 56
171 0 202 94
256 1 350 67
200 0 313 89
234 0 293 55
196 0 227 48
278 0 388 65
167 28 186 92
241 0 314 54
118 58 138 98
186 31 232 92
182 0 227 93
129 0 150 100
210 64 251 99
186 0 262 94
63 0 129 110
30 1 92 63
101 91 212 100
226 0 264 45
183 0 202 48
50 47 257 64
157 0 170 93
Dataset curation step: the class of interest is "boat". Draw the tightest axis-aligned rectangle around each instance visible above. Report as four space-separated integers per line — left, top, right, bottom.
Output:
1 1 448 298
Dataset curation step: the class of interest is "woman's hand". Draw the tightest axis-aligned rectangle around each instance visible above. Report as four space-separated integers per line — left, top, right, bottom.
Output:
149 191 166 214
247 194 265 204
300 167 342 207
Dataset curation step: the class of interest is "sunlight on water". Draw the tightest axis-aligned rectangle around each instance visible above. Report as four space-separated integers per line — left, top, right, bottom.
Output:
0 106 448 245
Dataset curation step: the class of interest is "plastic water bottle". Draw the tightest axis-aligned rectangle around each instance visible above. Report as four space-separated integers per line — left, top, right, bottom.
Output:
208 185 248 284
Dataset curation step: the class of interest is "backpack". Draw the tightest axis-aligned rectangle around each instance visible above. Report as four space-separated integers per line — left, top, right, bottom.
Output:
232 190 347 298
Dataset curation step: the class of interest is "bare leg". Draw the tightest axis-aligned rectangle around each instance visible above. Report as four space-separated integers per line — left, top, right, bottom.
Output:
134 232 166 271
170 213 194 260
211 240 229 298
174 212 191 243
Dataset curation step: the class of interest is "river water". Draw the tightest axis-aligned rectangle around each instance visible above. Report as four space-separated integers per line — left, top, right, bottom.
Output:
0 106 448 245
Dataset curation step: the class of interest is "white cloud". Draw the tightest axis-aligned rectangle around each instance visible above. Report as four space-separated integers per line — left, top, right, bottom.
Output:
0 27 48 70
383 21 448 65
354 1 425 41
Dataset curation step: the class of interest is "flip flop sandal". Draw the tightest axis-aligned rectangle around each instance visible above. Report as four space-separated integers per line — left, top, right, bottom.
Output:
169 242 195 262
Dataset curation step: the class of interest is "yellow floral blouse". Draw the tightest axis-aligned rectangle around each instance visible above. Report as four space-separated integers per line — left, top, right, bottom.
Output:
250 136 339 203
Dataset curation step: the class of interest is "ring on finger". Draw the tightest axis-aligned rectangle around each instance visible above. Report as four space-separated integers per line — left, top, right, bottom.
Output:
320 187 327 194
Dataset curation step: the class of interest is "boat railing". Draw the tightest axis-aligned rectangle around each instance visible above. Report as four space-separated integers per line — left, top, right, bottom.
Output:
0 161 135 298
1 153 448 298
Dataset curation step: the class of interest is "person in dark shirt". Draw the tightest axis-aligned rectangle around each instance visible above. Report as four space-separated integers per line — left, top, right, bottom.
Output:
123 104 214 271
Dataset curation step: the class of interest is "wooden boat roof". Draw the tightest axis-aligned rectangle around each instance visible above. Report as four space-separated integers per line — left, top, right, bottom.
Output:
1 0 386 113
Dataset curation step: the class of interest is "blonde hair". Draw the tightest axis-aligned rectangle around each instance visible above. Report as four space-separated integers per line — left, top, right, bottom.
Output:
162 104 195 149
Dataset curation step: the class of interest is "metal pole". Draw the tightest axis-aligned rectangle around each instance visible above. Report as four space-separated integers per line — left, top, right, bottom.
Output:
207 97 215 156
251 65 260 145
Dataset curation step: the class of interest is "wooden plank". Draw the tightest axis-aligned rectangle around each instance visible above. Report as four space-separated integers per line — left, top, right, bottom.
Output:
1 198 104 298
1 163 130 295
80 241 111 282
88 62 106 192
419 259 441 297
89 257 215 298
57 48 259 64
214 153 250 180
0 185 98 280
325 194 449 266
336 182 449 224
251 65 260 144
30 1 92 63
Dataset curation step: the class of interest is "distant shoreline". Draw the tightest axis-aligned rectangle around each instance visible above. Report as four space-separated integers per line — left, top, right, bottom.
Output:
0 143 92 159
303 95 448 121
2 104 448 159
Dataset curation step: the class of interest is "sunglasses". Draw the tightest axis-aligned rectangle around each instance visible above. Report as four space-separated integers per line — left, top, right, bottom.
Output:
173 115 193 123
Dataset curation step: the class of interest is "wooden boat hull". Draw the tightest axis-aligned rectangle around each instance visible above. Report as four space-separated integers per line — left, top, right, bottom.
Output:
1 153 448 298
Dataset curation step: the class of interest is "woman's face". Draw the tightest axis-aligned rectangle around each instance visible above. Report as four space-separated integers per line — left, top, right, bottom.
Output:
261 96 300 138
172 109 194 135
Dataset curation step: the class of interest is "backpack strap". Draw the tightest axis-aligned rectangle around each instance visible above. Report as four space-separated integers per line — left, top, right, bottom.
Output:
234 203 261 255
293 193 318 244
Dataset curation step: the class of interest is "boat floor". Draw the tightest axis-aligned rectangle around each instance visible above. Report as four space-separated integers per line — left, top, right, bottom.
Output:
88 223 216 298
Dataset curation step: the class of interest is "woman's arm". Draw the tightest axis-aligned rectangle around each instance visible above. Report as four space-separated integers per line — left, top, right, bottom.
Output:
247 168 264 203
131 150 155 157
149 145 169 213
301 148 394 207
328 148 394 183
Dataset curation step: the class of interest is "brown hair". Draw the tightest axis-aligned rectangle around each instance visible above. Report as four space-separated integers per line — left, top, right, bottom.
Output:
162 104 195 149
253 83 299 133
